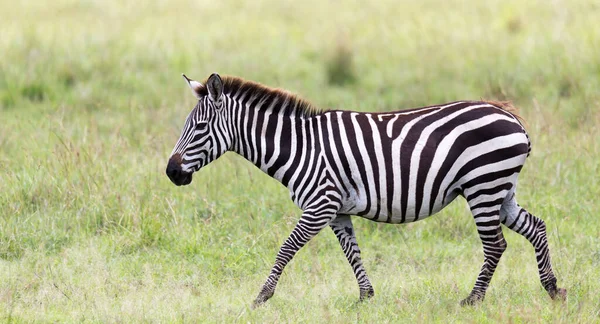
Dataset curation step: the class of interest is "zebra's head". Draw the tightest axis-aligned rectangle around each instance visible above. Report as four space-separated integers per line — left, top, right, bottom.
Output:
166 73 229 186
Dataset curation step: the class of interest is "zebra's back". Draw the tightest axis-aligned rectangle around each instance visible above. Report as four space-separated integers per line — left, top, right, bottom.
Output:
317 101 530 223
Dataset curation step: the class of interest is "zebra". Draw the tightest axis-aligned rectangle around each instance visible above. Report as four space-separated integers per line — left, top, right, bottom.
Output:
166 72 566 307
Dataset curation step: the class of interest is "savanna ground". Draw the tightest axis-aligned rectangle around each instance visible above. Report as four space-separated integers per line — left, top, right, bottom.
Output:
1 0 599 322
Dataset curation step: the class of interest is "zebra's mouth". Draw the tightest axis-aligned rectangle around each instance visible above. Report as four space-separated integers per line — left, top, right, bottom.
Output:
167 170 193 186
171 172 193 186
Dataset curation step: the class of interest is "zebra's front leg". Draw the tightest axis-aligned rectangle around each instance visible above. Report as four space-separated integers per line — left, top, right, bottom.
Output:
330 215 374 301
252 211 334 308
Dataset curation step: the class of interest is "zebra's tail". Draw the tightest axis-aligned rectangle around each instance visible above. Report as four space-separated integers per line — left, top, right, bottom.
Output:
482 100 531 157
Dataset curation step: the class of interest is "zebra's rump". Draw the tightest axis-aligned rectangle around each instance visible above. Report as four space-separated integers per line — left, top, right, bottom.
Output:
318 101 530 223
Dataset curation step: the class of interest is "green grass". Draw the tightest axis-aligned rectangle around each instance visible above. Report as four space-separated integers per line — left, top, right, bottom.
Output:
1 0 599 322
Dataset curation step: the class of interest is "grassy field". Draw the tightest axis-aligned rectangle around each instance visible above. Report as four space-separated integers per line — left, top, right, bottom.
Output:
1 0 599 322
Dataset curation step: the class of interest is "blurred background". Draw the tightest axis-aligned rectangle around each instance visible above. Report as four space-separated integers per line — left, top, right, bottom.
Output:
1 0 599 322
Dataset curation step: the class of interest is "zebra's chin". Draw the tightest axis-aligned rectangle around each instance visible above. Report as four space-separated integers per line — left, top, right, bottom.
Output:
169 172 193 186
171 173 192 186
166 164 193 186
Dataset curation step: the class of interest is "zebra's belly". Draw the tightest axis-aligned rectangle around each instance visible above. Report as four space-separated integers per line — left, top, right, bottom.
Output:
339 189 459 224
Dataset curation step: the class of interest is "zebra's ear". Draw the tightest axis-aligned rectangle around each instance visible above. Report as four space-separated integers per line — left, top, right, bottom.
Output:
182 74 203 100
206 73 223 103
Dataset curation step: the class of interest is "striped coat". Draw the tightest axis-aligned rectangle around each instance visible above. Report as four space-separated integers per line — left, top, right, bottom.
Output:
166 73 565 307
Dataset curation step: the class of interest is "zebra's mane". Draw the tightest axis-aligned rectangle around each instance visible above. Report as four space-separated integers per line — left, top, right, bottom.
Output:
199 76 324 118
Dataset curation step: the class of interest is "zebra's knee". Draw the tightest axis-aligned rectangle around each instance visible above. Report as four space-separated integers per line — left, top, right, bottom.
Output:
535 217 547 233
493 238 508 259
483 234 507 261
498 237 508 252
528 216 549 244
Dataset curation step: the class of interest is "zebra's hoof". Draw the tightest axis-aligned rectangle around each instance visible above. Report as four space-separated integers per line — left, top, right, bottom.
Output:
251 297 266 309
251 291 273 309
551 288 567 301
460 294 484 306
251 299 264 309
359 287 375 301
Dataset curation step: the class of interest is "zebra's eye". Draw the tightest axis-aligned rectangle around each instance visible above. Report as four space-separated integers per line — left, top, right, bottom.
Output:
195 121 208 129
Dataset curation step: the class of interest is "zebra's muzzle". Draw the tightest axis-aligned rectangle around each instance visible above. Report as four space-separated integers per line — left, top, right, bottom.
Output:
166 155 193 186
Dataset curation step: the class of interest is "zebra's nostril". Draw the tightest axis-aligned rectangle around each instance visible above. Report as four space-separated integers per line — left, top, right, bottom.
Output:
166 167 179 178
166 158 182 179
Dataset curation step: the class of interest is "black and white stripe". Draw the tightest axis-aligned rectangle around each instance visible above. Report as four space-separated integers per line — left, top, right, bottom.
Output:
166 73 565 307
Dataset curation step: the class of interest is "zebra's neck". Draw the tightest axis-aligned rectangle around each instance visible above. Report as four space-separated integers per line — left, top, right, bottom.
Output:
227 95 319 188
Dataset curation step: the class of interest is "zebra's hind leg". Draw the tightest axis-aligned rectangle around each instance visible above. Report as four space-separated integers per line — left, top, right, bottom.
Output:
461 189 509 306
330 215 374 301
500 193 566 300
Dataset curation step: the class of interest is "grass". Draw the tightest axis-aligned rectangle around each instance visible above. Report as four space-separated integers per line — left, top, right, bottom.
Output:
1 0 599 322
